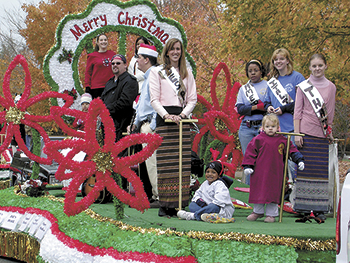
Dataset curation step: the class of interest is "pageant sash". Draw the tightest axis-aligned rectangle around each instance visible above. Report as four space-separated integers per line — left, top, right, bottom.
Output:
243 81 260 105
267 77 293 106
158 65 185 106
158 66 181 96
298 79 329 136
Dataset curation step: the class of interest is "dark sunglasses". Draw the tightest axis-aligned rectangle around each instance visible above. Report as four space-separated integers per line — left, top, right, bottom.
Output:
111 62 122 65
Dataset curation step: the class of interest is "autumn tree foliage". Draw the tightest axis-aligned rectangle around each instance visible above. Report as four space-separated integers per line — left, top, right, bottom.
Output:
152 0 243 116
21 0 91 66
9 0 350 139
220 0 350 100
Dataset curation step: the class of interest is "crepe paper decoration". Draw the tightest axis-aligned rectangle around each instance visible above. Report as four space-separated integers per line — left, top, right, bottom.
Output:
231 198 252 209
44 98 162 216
193 62 242 177
0 55 73 165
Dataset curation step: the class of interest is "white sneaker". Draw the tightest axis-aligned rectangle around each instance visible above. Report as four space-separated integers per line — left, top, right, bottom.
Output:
177 210 187 219
177 210 194 220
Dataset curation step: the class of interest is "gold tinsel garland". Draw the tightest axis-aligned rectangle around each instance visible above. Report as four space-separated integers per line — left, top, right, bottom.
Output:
0 230 40 263
214 118 227 132
92 150 115 173
1 155 7 165
233 131 241 151
0 180 10 190
12 188 336 252
83 209 336 251
5 106 25 125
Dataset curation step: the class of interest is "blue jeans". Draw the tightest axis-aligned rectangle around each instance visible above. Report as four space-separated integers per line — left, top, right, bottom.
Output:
239 122 261 185
25 135 32 150
189 202 220 221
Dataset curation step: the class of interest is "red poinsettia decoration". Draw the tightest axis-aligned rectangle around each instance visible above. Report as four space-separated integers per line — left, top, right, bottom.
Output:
193 62 242 177
45 98 162 216
0 55 74 164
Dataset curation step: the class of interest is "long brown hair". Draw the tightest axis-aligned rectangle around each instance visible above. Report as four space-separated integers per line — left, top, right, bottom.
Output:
94 34 108 52
269 48 294 78
161 38 188 79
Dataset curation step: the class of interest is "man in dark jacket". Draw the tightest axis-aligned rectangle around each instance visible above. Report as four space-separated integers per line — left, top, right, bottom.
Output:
101 54 138 142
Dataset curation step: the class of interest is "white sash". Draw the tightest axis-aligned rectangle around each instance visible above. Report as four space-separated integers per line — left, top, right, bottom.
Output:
267 77 293 106
298 79 328 136
157 65 182 96
242 81 260 105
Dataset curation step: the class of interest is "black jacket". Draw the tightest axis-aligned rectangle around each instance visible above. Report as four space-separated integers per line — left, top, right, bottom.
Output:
101 71 138 141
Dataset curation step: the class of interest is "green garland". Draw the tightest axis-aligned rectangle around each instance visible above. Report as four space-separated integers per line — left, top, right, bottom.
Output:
43 0 197 106
199 130 209 159
111 172 125 220
31 128 41 179
57 48 74 64
0 187 303 262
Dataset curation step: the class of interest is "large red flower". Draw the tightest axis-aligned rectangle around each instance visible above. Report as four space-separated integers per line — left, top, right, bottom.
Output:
45 98 162 216
0 55 73 164
193 62 242 177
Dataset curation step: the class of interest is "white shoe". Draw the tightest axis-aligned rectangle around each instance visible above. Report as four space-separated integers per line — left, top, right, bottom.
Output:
177 210 194 220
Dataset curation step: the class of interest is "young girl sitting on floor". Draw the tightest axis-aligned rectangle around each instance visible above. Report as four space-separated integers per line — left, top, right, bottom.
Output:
177 161 235 223
242 114 305 223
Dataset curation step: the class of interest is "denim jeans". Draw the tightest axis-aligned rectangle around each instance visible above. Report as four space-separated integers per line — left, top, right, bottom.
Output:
189 202 220 221
238 122 261 185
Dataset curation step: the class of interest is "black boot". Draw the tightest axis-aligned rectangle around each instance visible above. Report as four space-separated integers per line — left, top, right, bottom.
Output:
158 207 168 217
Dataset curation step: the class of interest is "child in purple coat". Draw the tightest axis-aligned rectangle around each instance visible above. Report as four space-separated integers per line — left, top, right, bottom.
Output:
242 114 304 223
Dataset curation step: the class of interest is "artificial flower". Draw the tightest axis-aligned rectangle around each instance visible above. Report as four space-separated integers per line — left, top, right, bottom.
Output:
45 98 162 216
193 62 242 177
0 55 74 164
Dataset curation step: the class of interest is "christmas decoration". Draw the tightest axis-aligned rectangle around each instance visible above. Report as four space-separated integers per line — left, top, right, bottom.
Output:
0 55 74 165
193 62 242 177
45 98 162 216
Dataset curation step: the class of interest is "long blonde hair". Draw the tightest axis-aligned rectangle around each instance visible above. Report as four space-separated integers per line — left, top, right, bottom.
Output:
161 38 188 79
269 48 294 78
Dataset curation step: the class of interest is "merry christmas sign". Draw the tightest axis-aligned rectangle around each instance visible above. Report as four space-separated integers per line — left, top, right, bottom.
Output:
43 0 195 109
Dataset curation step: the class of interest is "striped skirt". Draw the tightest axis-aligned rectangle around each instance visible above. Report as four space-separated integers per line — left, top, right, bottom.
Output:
156 123 191 209
293 135 329 213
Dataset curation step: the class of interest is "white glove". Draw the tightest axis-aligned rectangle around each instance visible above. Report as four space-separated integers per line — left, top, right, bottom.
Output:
298 162 305 171
244 168 254 176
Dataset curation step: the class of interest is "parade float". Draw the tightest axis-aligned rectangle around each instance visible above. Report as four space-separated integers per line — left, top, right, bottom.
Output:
0 0 337 262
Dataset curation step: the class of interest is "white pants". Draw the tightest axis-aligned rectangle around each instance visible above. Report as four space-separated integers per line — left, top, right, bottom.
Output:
140 122 158 200
253 203 278 217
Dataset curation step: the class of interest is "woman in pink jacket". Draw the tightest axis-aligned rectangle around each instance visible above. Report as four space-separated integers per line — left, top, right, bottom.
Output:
149 38 197 217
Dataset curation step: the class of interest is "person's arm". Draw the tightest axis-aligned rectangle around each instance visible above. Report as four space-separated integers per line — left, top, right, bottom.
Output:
212 182 231 207
192 184 204 202
237 102 265 116
149 68 169 118
293 89 304 147
294 119 303 148
280 101 295 114
263 89 274 113
236 103 252 116
181 69 197 117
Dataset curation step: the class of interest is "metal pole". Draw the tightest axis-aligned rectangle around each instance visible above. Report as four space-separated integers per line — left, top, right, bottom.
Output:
276 131 304 223
178 121 183 210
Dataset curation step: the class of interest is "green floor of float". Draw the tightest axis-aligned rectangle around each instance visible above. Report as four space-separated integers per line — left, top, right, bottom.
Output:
55 179 334 240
